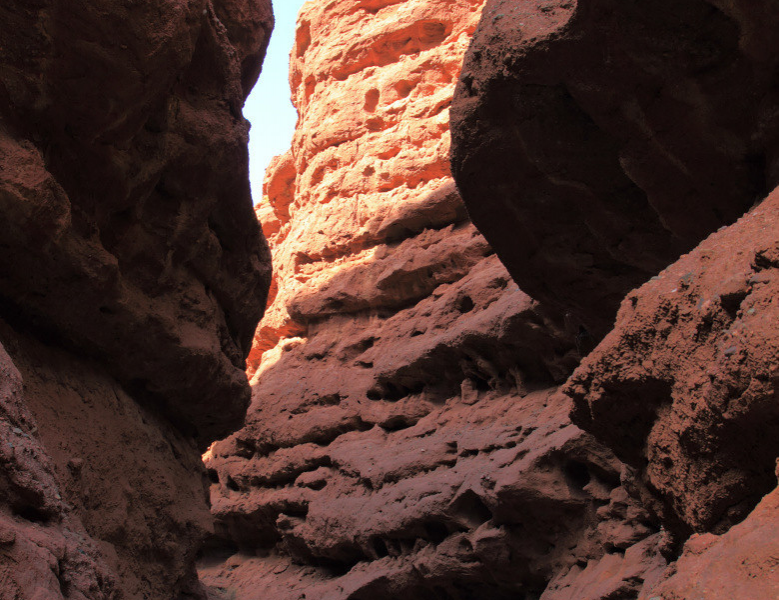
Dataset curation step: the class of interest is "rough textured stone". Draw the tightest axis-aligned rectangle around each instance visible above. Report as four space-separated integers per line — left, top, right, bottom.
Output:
245 0 492 378
0 322 213 599
451 0 779 339
201 1 663 598
0 0 273 597
204 389 661 599
647 474 779 600
567 188 779 539
0 339 116 600
447 2 779 592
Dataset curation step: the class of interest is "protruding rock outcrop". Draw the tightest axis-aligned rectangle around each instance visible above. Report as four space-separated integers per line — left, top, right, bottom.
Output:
649 478 779 600
448 0 779 596
568 188 779 541
0 0 272 443
451 0 779 339
0 1 272 597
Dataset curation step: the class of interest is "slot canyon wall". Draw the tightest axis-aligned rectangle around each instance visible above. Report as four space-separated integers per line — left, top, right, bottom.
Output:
202 1 669 598
0 0 272 598
204 0 779 599
1 0 775 598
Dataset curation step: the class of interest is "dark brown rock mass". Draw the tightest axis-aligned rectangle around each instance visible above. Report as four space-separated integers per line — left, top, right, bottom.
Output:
450 0 779 339
449 0 779 596
0 0 272 597
0 0 273 443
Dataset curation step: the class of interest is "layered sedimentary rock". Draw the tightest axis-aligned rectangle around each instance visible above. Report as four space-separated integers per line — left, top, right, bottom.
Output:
451 0 779 339
0 0 272 597
202 1 668 598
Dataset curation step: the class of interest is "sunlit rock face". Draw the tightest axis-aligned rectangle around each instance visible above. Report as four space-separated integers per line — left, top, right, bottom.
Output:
201 2 669 598
0 0 273 597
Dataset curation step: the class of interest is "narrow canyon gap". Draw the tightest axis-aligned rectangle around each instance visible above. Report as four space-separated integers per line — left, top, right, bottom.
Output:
205 0 779 598
0 0 776 599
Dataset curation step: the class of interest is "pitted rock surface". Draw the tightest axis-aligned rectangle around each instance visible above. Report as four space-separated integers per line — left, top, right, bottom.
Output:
567 188 779 538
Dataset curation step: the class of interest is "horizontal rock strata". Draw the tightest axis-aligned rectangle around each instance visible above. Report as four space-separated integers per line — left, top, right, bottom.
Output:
201 1 669 598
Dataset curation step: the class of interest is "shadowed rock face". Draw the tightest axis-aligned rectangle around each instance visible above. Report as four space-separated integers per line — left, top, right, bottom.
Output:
451 0 779 339
650 478 779 600
0 0 272 597
449 0 779 595
0 0 273 444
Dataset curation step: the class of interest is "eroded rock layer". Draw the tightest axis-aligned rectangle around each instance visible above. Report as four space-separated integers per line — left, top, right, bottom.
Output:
202 1 668 598
451 0 779 339
0 0 272 597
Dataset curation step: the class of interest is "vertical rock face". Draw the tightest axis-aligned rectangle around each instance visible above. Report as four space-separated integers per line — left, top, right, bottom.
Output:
203 2 664 598
0 0 273 443
450 0 779 339
0 0 272 597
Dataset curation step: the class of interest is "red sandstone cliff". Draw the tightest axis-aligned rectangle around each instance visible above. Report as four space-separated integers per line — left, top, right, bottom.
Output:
0 1 272 597
201 2 663 598
203 0 779 598
8 0 772 597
